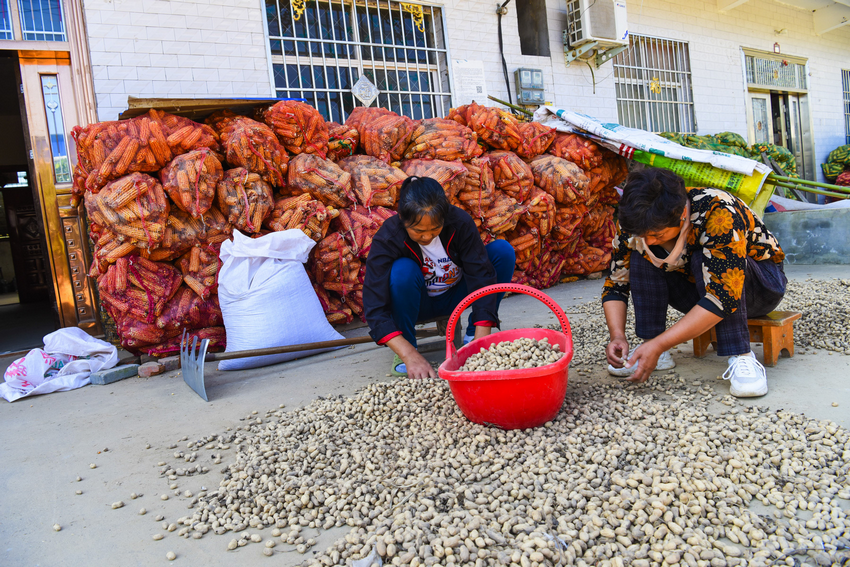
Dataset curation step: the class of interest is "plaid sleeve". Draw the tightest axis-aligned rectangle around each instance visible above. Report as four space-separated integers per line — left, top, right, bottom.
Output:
602 231 631 304
696 201 749 316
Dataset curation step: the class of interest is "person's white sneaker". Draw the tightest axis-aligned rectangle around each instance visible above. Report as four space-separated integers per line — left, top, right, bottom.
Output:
463 333 475 345
723 352 768 397
607 349 675 377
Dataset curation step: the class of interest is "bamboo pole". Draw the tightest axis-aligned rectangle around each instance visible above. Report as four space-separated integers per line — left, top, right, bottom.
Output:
487 95 534 116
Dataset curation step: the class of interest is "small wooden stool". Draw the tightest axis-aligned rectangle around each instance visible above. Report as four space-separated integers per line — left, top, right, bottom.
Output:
692 310 802 366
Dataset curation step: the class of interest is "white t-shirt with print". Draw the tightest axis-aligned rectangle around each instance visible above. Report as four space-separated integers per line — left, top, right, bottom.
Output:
420 238 462 296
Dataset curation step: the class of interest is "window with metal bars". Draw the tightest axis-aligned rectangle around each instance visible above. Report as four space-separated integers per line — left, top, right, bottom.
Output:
612 34 696 134
843 69 850 144
18 0 66 41
265 0 452 123
0 0 13 40
745 54 807 91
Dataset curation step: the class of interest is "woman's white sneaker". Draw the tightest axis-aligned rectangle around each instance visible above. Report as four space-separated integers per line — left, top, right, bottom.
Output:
723 352 768 397
608 349 675 377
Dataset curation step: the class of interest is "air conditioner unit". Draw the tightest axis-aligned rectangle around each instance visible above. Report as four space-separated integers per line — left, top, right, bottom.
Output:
565 0 629 49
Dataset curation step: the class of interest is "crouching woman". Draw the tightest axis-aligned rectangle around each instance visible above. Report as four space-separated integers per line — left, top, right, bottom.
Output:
602 169 787 397
364 176 515 379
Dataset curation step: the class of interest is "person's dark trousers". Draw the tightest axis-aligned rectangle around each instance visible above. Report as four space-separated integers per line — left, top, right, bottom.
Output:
629 250 787 356
388 240 516 348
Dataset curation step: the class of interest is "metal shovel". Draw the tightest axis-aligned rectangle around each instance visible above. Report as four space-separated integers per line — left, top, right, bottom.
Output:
179 325 445 401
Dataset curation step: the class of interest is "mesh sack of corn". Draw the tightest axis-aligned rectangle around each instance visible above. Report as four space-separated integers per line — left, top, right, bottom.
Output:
311 232 362 297
836 170 850 187
515 122 556 160
528 155 590 205
453 157 495 219
504 225 541 271
334 205 397 259
327 121 359 162
523 186 557 237
822 145 850 180
446 104 474 127
403 118 483 162
548 133 604 171
160 149 224 218
216 168 275 234
90 229 139 275
176 243 222 300
481 191 525 236
262 100 329 157
264 193 338 242
582 206 616 251
562 243 611 276
485 151 534 203
399 159 468 201
357 110 418 163
113 312 179 354
526 245 569 289
511 269 539 288
156 206 232 262
72 109 219 192
212 115 288 188
71 163 88 208
549 204 587 254
143 326 226 357
345 106 395 132
287 153 355 209
313 284 354 326
97 256 183 324
84 172 169 250
338 155 407 208
467 103 522 151
155 286 223 333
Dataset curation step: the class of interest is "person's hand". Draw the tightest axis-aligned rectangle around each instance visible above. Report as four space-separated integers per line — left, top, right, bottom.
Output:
606 336 630 368
624 340 664 383
403 350 436 380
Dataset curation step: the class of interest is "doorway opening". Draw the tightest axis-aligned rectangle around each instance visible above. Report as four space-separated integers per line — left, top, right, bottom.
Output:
0 50 58 354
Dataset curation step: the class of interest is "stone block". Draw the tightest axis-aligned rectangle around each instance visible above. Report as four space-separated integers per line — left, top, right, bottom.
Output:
138 362 164 378
160 356 181 372
90 364 140 385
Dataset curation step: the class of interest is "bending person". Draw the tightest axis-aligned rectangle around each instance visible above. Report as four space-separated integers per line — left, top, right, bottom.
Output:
364 176 515 379
602 169 786 397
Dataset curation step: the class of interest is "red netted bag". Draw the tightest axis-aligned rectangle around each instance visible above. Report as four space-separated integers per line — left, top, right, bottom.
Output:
156 206 231 262
524 187 557 237
262 100 329 157
334 206 397 258
175 243 222 300
312 232 361 297
549 204 587 254
143 326 226 357
515 122 556 160
562 244 611 276
356 110 418 163
580 205 616 249
84 172 169 250
114 313 178 354
528 245 569 289
72 109 219 192
485 150 534 203
213 115 288 188
155 287 223 333
453 157 495 219
216 168 275 234
505 225 541 271
313 284 354 325
548 133 604 170
338 155 407 208
528 155 590 205
467 103 522 151
287 153 355 209
264 194 338 242
403 118 482 161
71 163 88 207
511 270 537 287
345 106 395 132
481 191 525 236
327 121 359 162
446 104 475 127
837 170 850 187
399 159 468 201
160 149 224 217
98 256 183 323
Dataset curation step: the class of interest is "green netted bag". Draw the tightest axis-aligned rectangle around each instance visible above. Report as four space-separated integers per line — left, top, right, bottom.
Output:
822 145 850 180
750 143 798 177
712 132 748 149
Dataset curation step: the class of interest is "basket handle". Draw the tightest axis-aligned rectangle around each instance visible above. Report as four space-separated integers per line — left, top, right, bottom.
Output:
445 283 573 361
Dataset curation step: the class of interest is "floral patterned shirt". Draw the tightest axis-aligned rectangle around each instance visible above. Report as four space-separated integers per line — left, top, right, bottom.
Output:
602 187 785 316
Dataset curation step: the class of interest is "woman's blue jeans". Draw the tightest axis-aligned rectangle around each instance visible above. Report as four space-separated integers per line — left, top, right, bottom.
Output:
388 240 515 348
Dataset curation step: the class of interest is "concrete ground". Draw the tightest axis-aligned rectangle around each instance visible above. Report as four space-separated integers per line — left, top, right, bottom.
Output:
0 264 848 566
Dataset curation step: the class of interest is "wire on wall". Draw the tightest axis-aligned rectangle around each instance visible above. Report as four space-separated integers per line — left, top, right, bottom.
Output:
496 0 513 105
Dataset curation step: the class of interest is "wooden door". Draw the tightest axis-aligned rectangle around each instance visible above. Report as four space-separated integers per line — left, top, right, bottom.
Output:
18 50 100 334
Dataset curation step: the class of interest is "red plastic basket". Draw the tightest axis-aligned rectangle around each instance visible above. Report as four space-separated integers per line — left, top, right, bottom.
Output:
438 284 573 430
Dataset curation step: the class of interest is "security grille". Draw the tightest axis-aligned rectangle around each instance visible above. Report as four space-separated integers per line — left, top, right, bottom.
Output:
844 69 850 144
613 34 696 134
18 0 66 41
0 0 12 40
745 55 807 91
265 0 452 123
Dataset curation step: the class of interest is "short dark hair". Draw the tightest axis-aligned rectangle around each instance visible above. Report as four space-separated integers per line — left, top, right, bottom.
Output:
397 176 449 228
618 169 688 236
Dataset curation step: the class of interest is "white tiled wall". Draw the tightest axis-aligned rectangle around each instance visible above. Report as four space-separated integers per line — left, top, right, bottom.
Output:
84 0 274 121
83 0 849 179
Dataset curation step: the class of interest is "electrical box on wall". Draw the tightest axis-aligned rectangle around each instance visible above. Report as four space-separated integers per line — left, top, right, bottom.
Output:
514 68 545 105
